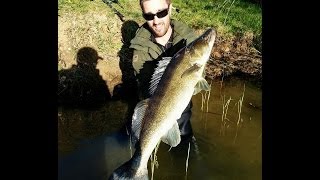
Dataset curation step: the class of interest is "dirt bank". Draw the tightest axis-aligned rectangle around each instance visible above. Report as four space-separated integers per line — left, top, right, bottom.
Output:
207 33 262 83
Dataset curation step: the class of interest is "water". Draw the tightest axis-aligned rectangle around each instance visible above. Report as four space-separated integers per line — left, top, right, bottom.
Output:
58 77 262 180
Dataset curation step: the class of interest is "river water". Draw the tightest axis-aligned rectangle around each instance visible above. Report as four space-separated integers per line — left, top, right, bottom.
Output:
58 77 262 180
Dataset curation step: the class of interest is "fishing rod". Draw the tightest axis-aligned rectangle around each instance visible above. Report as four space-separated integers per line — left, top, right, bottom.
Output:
102 0 125 22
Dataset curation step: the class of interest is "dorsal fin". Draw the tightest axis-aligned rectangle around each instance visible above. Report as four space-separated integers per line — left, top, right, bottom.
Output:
149 57 171 95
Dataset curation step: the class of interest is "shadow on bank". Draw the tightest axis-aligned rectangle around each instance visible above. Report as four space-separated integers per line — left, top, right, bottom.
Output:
58 47 111 109
112 20 140 129
58 47 130 180
59 21 141 180
113 20 139 101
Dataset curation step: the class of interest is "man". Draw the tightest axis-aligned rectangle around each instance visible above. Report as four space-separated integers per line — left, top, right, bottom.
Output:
129 0 198 142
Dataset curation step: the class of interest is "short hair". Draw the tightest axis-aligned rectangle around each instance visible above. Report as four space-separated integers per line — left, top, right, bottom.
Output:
140 0 172 9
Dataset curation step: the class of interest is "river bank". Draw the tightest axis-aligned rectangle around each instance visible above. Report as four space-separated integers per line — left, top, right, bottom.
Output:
58 0 262 105
208 33 262 85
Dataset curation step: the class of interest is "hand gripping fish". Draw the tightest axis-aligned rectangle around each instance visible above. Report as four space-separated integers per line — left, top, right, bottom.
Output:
109 28 216 180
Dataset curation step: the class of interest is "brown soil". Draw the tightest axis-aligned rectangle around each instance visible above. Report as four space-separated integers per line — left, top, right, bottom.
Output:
207 33 262 83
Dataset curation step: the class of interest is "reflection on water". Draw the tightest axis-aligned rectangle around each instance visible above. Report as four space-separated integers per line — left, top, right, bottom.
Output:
58 77 262 180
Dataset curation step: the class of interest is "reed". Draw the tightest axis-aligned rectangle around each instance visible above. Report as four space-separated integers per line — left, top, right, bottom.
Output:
185 142 191 180
201 92 205 111
206 80 213 113
233 83 245 144
220 95 232 136
201 79 212 112
125 126 133 158
150 141 160 180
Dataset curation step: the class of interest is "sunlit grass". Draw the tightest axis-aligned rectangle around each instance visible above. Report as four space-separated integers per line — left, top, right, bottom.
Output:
59 0 261 39
59 0 99 14
172 0 261 38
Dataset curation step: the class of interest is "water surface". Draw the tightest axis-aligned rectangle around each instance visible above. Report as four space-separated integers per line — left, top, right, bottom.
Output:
58 77 262 180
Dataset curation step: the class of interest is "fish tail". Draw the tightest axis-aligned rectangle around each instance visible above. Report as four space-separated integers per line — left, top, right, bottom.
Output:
108 152 149 180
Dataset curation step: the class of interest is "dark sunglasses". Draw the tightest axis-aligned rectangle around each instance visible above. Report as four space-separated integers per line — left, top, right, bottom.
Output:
143 8 169 21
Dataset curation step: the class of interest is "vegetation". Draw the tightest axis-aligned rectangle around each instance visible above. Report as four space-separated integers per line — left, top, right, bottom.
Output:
58 0 261 40
173 0 261 37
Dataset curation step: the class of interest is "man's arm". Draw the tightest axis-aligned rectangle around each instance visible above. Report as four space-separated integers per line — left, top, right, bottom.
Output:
132 50 158 100
132 50 150 75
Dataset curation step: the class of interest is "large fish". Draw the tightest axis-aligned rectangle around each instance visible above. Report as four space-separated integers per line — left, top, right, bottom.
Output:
109 28 216 180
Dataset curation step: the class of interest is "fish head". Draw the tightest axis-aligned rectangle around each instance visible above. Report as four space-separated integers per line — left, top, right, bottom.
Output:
186 28 216 66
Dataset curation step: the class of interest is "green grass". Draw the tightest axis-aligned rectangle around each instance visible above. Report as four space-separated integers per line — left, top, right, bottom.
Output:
58 0 93 14
172 0 261 37
59 0 261 38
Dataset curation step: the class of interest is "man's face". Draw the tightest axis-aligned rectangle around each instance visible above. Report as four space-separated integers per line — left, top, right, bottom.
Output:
142 0 171 38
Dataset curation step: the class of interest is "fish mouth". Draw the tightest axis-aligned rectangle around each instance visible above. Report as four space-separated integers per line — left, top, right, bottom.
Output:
199 28 216 51
203 28 216 44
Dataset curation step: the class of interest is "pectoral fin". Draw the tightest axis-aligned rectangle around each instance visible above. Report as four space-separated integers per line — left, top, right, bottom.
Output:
181 63 202 78
193 78 211 95
131 99 149 146
161 121 181 147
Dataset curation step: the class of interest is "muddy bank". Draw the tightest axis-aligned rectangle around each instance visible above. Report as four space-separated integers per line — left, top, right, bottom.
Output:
58 33 262 107
207 33 262 84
